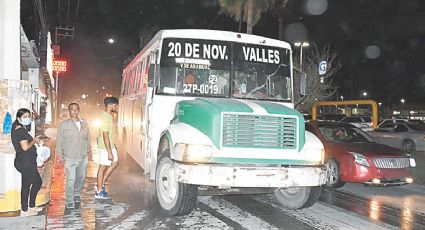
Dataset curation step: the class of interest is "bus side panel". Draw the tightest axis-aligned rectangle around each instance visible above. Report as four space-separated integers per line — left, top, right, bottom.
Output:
121 98 133 153
131 98 147 170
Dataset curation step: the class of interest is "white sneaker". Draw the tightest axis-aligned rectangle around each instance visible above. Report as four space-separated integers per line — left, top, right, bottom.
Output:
20 209 37 217
29 206 43 212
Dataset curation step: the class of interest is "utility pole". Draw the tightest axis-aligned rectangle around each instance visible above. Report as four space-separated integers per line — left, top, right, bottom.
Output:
55 26 74 44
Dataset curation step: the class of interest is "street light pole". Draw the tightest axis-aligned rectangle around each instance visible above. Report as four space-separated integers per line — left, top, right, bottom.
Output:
294 42 310 71
401 98 405 116
55 72 59 95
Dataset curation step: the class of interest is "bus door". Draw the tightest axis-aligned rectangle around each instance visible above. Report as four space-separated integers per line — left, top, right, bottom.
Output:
142 51 158 176
131 98 144 167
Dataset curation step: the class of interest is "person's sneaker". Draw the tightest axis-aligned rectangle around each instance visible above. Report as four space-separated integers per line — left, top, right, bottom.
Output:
101 185 109 196
95 190 110 199
29 206 43 212
65 203 75 209
20 209 37 217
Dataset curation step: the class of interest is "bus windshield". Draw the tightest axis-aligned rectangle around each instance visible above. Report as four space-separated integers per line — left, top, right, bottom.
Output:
232 43 291 101
158 38 291 101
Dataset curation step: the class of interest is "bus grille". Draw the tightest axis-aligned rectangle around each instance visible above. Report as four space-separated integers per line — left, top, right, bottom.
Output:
372 158 410 169
222 113 297 149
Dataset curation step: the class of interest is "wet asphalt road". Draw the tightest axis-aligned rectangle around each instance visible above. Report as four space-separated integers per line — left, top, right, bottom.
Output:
39 146 425 230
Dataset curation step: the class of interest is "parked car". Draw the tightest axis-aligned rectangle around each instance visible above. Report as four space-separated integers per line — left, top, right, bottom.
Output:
317 114 346 122
339 116 373 131
368 122 425 154
378 118 425 127
306 121 415 188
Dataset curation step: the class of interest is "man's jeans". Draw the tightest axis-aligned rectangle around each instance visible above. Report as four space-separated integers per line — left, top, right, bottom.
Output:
65 156 88 204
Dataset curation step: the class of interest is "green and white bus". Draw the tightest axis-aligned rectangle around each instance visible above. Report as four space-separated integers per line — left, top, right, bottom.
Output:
119 29 326 216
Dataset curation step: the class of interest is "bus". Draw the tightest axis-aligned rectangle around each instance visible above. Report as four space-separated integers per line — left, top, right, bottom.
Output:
119 29 326 216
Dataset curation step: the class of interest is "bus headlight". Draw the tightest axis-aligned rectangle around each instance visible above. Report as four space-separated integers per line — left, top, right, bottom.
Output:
175 143 212 162
320 148 325 164
304 148 325 164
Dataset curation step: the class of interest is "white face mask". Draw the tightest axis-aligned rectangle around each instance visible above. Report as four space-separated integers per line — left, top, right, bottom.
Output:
21 118 32 126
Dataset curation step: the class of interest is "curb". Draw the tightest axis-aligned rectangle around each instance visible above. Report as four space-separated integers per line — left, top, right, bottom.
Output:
35 146 55 207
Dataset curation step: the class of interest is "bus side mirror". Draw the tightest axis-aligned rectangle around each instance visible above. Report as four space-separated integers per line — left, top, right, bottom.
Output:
300 72 307 96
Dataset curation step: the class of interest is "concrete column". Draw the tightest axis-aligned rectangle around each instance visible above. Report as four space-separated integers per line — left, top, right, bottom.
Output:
0 0 21 80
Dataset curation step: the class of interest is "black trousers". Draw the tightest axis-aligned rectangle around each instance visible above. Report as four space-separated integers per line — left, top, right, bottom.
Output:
16 159 42 211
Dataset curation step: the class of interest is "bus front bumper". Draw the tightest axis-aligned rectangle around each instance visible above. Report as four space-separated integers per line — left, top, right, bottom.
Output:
175 163 327 188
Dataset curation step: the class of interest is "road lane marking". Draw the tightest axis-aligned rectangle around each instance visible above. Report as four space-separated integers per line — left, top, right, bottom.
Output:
199 196 279 230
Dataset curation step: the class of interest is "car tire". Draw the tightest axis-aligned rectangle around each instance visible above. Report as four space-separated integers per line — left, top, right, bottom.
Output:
325 159 345 188
273 186 322 209
155 153 198 216
402 139 416 155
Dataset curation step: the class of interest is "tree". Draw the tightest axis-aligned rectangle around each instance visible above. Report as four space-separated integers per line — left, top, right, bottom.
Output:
139 26 162 49
293 45 341 112
219 0 269 34
268 0 293 40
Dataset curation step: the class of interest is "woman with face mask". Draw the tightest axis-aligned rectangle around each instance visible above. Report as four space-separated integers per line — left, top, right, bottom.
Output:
11 108 43 216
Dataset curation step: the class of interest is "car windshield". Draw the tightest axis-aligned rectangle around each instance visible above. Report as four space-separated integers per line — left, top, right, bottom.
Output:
362 116 372 122
318 125 375 143
407 123 425 131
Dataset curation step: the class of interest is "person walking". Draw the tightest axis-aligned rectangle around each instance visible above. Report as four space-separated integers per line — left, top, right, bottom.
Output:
11 108 43 217
56 103 91 209
95 96 119 199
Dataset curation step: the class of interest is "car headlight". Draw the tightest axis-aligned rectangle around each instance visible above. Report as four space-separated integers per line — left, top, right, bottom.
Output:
174 143 212 163
349 152 370 167
410 158 416 167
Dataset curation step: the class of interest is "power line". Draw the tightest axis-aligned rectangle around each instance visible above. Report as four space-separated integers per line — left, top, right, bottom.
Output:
58 0 61 25
34 0 47 32
67 0 70 26
74 0 80 26
32 0 40 39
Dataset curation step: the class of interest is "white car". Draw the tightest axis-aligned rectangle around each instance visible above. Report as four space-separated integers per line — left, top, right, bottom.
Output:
378 118 424 127
368 122 425 154
339 116 373 131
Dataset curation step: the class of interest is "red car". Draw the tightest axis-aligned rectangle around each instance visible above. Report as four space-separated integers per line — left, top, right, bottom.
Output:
306 121 416 188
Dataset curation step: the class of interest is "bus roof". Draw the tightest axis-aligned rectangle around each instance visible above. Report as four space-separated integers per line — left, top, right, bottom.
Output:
158 29 292 49
124 29 292 73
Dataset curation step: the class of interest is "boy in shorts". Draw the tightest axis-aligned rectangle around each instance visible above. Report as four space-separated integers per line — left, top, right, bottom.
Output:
95 96 119 199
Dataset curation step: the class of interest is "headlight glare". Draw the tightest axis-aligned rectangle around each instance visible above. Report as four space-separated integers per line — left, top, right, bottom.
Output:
93 119 102 128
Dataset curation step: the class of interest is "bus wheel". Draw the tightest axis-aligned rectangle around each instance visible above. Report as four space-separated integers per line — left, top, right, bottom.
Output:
155 154 198 216
273 186 321 209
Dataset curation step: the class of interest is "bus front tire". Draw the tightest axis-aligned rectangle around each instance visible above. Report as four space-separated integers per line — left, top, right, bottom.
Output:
155 154 198 216
273 186 321 209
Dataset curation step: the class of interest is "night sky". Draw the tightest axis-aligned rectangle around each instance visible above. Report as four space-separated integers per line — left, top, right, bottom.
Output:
21 0 425 108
